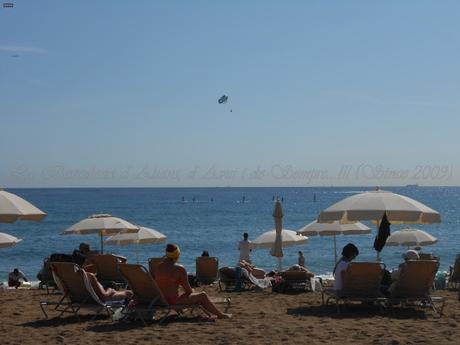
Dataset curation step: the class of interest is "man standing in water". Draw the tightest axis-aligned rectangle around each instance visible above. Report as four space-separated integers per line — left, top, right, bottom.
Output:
238 232 252 263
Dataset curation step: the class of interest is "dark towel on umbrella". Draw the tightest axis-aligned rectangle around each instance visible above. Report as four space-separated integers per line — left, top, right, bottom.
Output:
373 213 391 252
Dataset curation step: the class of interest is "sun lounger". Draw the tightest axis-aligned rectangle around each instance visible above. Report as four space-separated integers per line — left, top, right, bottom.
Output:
276 271 312 293
39 262 126 320
218 266 271 292
388 260 445 316
196 257 219 285
87 254 126 288
218 267 250 292
447 254 460 290
148 257 164 278
37 259 57 294
418 253 440 261
118 263 209 325
322 262 386 313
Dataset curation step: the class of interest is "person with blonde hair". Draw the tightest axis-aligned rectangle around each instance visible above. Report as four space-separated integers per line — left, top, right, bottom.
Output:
155 243 231 319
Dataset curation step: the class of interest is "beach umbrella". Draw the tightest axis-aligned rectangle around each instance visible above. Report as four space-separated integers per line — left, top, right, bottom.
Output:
0 232 22 248
318 189 441 224
297 220 371 264
271 199 284 270
0 189 46 223
385 228 438 248
62 214 139 253
104 226 166 263
317 189 441 258
252 229 308 249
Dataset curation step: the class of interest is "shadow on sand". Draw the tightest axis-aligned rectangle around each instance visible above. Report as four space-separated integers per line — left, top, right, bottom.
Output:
288 304 428 320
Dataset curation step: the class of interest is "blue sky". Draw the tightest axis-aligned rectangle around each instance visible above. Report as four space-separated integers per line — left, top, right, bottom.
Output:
1 1 459 187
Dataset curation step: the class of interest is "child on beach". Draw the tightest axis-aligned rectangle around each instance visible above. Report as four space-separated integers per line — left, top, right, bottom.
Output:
298 251 305 267
155 243 232 319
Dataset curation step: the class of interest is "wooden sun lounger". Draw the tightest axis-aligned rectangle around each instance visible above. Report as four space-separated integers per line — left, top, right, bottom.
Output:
39 262 126 320
276 271 312 293
148 257 164 278
322 262 387 313
447 254 460 290
196 257 219 285
388 260 445 316
218 267 254 292
119 263 209 325
87 254 126 288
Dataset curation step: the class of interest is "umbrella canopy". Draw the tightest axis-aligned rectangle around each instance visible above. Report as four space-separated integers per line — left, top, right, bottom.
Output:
62 214 139 253
0 232 22 248
105 226 166 246
385 228 438 247
318 189 441 224
252 229 308 249
297 220 371 264
0 189 46 223
298 220 371 236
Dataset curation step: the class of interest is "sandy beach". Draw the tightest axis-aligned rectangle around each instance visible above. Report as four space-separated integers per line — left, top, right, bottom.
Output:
1 286 459 345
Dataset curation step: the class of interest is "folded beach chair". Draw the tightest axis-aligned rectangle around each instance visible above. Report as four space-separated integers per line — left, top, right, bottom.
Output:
87 254 126 288
148 257 164 278
322 262 386 313
39 262 126 320
447 254 460 290
389 260 445 316
119 263 209 325
276 271 312 293
196 257 219 285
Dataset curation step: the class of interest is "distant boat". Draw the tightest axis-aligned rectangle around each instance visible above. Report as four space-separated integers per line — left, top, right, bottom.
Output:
405 184 419 187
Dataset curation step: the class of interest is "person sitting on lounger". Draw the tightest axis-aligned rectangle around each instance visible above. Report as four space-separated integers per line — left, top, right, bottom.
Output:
155 243 232 319
85 270 132 301
333 243 359 291
387 249 420 293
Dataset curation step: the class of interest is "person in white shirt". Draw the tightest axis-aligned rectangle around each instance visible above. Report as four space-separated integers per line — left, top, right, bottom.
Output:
8 268 28 288
333 243 359 292
238 232 252 263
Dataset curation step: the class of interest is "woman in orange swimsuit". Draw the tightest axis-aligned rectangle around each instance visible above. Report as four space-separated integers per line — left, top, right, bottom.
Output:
155 243 231 319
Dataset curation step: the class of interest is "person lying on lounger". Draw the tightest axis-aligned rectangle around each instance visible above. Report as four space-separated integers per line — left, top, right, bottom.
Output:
85 271 133 301
155 243 232 319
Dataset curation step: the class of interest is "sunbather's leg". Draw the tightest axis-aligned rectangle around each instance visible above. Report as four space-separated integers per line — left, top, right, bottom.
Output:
177 292 231 319
87 272 132 300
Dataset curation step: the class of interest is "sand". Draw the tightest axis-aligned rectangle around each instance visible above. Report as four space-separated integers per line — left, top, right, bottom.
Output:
0 286 459 345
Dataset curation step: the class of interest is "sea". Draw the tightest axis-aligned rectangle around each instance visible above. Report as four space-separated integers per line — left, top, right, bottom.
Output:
1 187 459 284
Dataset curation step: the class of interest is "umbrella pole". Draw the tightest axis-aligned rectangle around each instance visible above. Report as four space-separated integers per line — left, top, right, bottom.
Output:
333 235 337 265
277 257 282 271
100 233 104 254
375 221 380 261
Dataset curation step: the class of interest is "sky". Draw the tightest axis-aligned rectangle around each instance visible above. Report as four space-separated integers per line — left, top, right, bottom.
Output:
1 1 459 187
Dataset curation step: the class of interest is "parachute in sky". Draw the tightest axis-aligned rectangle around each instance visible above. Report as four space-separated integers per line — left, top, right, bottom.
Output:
218 95 228 104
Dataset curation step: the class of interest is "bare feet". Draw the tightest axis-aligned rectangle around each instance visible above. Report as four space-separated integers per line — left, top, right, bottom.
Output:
218 313 232 319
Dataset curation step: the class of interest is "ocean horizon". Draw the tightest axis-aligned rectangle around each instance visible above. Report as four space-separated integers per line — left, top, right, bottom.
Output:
1 186 459 282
